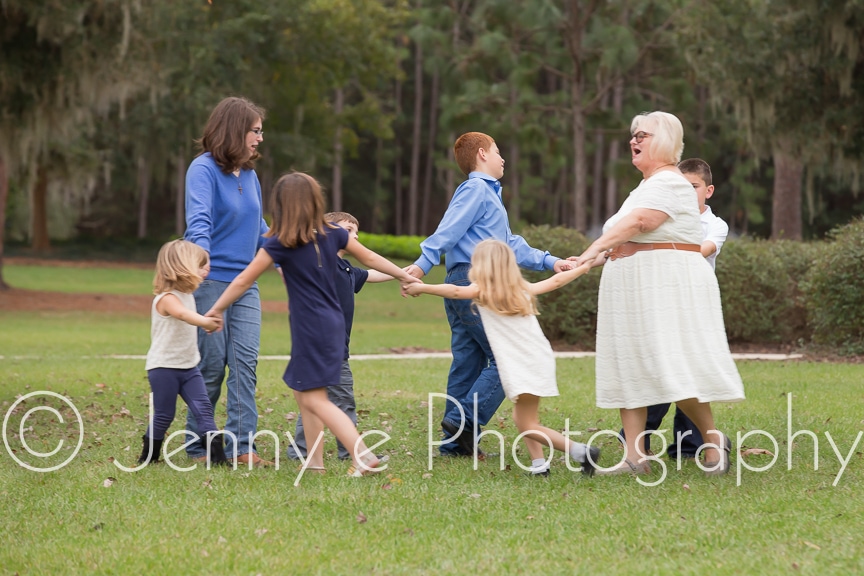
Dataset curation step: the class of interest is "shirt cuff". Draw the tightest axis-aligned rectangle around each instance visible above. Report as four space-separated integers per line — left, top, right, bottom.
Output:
544 254 560 271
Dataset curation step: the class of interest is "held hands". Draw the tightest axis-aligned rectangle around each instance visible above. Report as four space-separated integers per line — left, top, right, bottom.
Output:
553 259 575 272
402 282 426 297
401 265 425 298
203 309 224 333
574 246 606 268
399 274 423 298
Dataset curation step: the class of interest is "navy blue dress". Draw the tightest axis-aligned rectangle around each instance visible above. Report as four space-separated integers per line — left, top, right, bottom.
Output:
263 226 349 391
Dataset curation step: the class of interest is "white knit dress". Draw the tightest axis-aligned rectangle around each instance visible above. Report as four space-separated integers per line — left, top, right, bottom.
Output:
477 302 558 403
595 172 745 409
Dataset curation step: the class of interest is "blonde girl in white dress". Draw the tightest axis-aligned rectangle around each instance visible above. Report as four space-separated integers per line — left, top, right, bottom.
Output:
405 239 600 476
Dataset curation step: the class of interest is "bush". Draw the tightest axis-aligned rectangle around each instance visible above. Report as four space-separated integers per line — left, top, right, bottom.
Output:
357 232 425 261
520 225 599 348
802 218 864 354
715 238 821 344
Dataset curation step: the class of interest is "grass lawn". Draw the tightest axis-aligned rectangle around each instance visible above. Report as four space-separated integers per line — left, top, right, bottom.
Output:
1 262 863 575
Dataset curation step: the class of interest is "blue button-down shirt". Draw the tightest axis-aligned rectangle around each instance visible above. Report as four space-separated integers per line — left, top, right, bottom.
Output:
414 171 558 274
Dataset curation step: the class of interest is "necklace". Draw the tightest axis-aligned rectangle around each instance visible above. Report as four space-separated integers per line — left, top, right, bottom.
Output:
232 169 243 194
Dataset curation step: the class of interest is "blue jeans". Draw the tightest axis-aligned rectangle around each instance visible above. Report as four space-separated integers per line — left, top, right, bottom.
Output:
286 361 357 460
185 279 261 459
440 264 505 455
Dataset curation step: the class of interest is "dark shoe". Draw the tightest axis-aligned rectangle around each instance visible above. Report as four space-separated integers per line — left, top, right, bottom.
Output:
441 419 476 456
201 433 228 466
137 435 163 465
580 446 601 477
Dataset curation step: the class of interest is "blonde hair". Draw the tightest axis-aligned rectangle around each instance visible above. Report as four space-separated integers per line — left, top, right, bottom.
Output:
153 239 208 295
630 111 685 164
469 240 537 316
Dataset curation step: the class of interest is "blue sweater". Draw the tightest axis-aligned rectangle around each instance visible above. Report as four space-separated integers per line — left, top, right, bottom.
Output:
184 153 269 282
414 171 558 274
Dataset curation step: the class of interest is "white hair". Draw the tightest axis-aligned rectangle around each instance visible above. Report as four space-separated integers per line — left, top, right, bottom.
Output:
630 111 684 163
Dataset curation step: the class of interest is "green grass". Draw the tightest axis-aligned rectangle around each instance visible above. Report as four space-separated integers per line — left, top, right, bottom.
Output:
2 262 864 574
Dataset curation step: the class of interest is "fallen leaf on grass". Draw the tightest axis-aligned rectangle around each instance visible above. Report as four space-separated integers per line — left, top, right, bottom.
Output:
202 479 213 489
421 473 432 479
255 528 268 537
285 412 297 421
102 477 115 488
741 448 774 457
357 512 367 524
682 484 690 491
264 408 274 414
803 541 821 550
586 427 599 432
95 383 106 388
469 493 481 499
218 536 227 545
381 483 393 490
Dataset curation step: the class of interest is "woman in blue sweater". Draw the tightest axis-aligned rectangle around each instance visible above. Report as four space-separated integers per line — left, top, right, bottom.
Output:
183 96 272 467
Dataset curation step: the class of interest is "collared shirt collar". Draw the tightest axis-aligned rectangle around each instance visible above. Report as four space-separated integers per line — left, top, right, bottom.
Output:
468 171 502 196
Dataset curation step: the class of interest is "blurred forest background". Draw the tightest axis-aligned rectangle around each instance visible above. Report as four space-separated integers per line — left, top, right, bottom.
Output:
1 0 863 286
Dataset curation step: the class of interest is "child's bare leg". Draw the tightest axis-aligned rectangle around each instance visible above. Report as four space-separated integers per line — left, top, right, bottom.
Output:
675 398 722 463
293 390 326 468
295 388 379 469
512 395 592 464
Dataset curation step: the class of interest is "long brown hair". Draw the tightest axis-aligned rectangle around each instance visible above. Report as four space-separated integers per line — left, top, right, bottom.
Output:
468 240 537 316
196 96 266 174
266 172 336 248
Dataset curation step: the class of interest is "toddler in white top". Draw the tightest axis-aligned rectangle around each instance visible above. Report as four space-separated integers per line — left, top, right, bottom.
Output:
405 239 600 477
137 240 226 467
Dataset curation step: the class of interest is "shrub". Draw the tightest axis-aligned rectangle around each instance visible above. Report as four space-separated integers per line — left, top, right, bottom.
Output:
802 218 864 354
520 225 599 348
357 232 425 261
715 238 821 344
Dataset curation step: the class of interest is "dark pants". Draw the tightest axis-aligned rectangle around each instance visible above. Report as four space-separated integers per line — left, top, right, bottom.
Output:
439 263 506 455
146 367 217 441
643 403 703 458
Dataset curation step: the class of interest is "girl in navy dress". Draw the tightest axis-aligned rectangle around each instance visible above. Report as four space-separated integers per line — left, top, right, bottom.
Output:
207 172 420 476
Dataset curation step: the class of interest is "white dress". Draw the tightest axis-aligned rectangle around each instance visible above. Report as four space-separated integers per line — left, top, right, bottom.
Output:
477 302 558 402
595 171 745 409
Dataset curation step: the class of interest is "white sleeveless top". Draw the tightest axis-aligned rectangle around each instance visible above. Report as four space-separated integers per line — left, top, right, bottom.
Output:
145 291 201 370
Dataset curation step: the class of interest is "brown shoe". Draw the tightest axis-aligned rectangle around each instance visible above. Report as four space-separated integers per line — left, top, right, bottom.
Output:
234 453 274 468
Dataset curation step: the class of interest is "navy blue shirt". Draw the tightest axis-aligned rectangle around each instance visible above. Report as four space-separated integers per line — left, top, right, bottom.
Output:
335 257 369 360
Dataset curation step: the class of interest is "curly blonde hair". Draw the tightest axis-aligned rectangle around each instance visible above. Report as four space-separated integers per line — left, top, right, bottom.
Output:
468 240 537 316
153 239 208 295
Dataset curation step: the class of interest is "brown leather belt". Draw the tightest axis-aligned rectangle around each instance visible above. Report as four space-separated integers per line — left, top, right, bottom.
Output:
607 241 701 261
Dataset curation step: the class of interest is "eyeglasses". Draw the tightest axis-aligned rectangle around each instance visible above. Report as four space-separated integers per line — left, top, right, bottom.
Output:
631 131 652 144
249 128 264 136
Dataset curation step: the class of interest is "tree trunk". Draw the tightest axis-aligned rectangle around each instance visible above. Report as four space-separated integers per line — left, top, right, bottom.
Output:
771 145 803 240
565 0 591 232
0 154 9 290
445 132 456 203
175 147 185 237
394 78 404 235
571 86 588 231
508 83 521 223
605 76 624 220
421 66 440 234
371 137 383 233
137 154 151 239
331 87 345 212
590 95 606 233
408 37 424 235
31 163 50 251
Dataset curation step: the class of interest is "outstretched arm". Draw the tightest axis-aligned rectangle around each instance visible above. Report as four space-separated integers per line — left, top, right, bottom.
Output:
344 237 421 286
527 261 593 296
366 270 394 283
206 249 274 320
403 282 480 300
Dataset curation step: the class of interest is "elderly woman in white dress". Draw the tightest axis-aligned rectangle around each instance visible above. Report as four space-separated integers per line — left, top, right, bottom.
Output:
575 111 744 476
